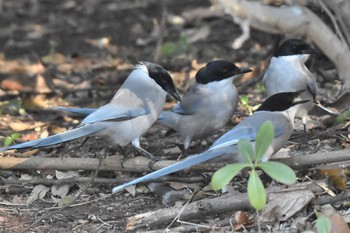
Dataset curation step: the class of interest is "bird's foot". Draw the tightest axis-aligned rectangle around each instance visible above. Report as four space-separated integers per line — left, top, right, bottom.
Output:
134 147 161 170
302 124 309 144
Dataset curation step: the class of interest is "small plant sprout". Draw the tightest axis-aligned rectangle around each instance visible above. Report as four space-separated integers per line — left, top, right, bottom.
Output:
3 132 22 147
211 121 296 211
239 95 253 115
335 108 350 125
315 215 331 233
256 81 266 93
303 215 332 233
161 36 190 57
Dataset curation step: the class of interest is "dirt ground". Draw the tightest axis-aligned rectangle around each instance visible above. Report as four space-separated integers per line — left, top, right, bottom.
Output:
0 0 348 232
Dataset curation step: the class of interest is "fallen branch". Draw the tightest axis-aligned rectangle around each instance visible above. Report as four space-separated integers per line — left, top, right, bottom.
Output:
212 0 350 87
1 149 350 172
0 155 223 172
124 180 326 231
0 175 206 186
271 149 350 169
313 189 350 205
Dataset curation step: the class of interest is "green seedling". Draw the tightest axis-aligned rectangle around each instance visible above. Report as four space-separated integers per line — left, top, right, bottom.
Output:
161 36 190 57
303 215 331 233
3 132 22 147
240 95 253 115
256 81 266 93
211 121 296 211
0 99 25 115
315 215 331 233
335 109 350 125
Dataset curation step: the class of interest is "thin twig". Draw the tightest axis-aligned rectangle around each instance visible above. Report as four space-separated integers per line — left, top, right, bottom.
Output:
164 191 195 231
313 190 350 205
0 175 207 187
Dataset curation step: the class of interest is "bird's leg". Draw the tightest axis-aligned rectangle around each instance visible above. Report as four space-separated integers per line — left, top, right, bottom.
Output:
302 116 308 143
170 142 187 160
172 137 190 160
131 139 159 170
180 137 191 158
135 146 156 159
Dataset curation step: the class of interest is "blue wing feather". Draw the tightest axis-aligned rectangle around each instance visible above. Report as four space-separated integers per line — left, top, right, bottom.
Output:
55 107 96 115
81 105 149 124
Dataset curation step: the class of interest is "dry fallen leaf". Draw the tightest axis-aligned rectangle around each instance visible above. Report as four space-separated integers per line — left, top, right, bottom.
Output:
0 79 30 91
11 195 25 205
330 213 350 233
0 60 44 74
234 211 251 230
35 74 51 93
125 185 136 197
26 184 50 206
169 182 198 190
20 132 40 141
261 189 315 222
52 171 80 197
9 122 33 131
41 53 66 65
47 125 67 135
318 168 348 191
51 184 70 198
57 195 75 208
22 95 47 110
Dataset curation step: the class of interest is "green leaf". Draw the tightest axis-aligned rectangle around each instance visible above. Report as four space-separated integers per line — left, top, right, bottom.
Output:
161 43 177 56
335 109 350 125
10 133 21 140
255 121 274 162
257 82 266 93
240 95 249 106
259 161 296 185
3 137 13 147
161 36 189 57
316 215 331 233
211 163 249 191
3 133 22 147
237 139 254 164
247 169 266 211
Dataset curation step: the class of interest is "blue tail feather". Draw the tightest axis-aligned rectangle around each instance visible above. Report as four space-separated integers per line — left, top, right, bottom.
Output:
0 124 106 152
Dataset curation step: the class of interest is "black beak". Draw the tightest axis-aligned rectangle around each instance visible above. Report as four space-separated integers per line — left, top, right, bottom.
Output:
237 67 252 75
303 47 319 55
294 99 311 105
168 89 181 102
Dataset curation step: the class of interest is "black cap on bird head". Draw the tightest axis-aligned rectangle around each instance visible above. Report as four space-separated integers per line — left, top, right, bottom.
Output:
274 39 319 57
257 90 311 112
196 60 252 84
141 61 181 101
